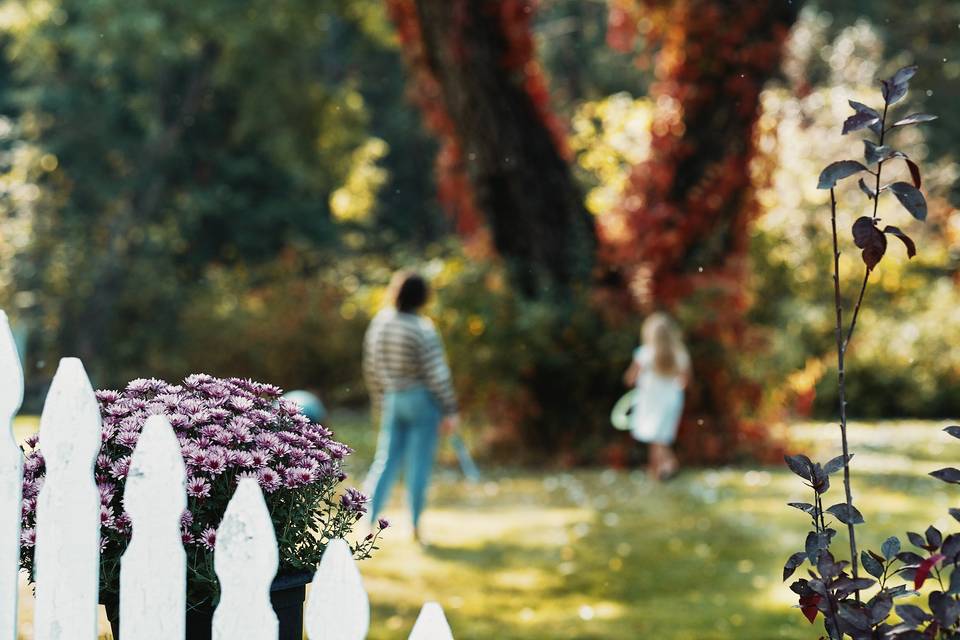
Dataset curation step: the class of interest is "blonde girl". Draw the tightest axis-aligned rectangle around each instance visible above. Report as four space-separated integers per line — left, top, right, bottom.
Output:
623 312 690 480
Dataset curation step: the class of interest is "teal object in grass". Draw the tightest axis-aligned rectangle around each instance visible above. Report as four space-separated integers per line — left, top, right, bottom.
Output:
282 390 327 423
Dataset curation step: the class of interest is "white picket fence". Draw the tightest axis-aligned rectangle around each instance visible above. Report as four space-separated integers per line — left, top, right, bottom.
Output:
0 311 454 640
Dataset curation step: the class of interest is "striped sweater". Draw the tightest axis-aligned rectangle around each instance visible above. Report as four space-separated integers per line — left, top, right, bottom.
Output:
362 309 458 415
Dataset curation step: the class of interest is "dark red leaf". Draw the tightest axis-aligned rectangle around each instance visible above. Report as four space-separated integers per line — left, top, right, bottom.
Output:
904 157 922 188
883 226 917 259
800 594 821 623
852 217 886 269
914 554 945 590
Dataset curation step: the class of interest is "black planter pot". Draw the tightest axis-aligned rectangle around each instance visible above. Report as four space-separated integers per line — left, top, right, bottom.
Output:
102 572 313 640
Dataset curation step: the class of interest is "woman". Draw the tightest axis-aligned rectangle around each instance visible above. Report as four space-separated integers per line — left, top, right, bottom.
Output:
362 270 459 543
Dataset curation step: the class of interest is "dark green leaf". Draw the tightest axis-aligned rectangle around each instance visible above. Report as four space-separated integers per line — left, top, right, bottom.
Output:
951 508 960 523
811 463 830 494
864 140 896 165
891 65 918 86
784 551 808 581
943 534 960 561
849 100 879 119
861 550 885 579
897 550 924 566
931 468 960 484
892 113 938 128
882 537 901 560
882 79 908 106
823 454 853 475
785 454 813 481
868 592 893 625
843 111 880 135
858 177 877 199
837 600 872 630
788 502 817 515
883 226 917 259
896 604 931 627
943 425 960 440
927 526 943 550
950 568 960 595
818 161 868 189
930 590 960 628
907 531 928 549
827 502 865 525
889 182 927 221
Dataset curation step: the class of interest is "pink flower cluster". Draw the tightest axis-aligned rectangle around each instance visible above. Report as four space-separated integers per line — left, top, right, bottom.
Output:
20 374 363 555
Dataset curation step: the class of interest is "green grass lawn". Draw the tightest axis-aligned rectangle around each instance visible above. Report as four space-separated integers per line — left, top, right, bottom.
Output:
13 415 960 639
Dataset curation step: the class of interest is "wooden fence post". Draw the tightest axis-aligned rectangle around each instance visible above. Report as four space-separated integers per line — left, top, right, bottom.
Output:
120 415 187 639
33 358 102 640
304 538 369 640
212 478 278 640
0 311 24 640
409 602 454 640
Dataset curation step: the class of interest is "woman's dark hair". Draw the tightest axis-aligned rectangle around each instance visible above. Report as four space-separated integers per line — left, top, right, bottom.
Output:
390 270 429 313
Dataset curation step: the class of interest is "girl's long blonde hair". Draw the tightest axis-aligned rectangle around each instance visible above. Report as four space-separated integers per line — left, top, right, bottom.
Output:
642 312 688 376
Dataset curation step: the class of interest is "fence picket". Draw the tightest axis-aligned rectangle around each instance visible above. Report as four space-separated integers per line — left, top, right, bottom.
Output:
120 415 187 640
303 538 369 640
212 478 278 640
408 602 454 640
33 358 102 640
0 312 24 640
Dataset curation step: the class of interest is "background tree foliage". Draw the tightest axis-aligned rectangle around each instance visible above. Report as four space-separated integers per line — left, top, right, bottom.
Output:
0 0 958 462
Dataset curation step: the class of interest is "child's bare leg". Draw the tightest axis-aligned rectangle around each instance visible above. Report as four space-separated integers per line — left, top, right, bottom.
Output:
661 445 679 478
648 444 663 480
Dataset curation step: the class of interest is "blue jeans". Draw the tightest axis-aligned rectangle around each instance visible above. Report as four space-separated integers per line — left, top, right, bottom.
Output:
365 387 441 528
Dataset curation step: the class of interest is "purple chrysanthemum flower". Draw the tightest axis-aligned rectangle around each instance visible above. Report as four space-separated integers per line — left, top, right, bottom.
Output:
228 451 254 468
249 449 273 468
23 454 44 475
116 429 140 449
181 530 195 545
114 511 132 532
180 510 194 528
200 527 217 550
229 396 255 412
101 424 117 444
22 478 39 499
378 518 390 530
110 457 132 480
24 433 39 449
283 467 315 489
184 374 214 389
340 488 368 514
100 505 115 528
21 497 36 518
98 482 116 506
96 389 121 404
20 528 36 548
167 413 189 429
186 477 211 499
96 453 113 470
257 467 282 493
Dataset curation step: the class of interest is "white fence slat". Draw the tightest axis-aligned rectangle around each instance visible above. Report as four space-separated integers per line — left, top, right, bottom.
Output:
408 602 454 640
304 538 369 640
33 358 102 640
212 478 278 640
120 415 187 640
0 311 24 640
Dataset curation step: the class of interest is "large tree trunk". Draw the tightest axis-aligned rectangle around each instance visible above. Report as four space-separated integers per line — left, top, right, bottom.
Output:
606 0 800 462
387 0 596 298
